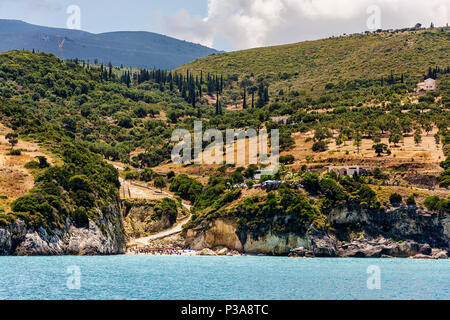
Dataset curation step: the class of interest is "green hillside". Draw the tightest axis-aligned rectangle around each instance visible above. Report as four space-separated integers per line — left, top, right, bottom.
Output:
0 38 449 257
0 50 194 232
178 28 450 94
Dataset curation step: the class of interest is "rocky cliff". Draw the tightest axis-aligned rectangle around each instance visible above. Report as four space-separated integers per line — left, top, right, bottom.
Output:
123 199 181 239
185 218 310 255
184 203 449 258
0 202 125 256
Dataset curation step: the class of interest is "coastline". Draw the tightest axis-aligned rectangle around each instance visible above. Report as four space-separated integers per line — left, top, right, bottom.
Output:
124 247 449 259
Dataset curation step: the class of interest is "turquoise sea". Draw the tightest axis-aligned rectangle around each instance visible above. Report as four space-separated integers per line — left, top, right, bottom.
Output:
0 256 448 300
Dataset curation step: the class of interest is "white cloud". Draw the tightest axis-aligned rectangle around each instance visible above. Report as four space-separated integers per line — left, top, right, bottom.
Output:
162 0 449 50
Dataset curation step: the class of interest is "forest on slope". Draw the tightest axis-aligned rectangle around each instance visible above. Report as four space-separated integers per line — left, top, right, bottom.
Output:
0 26 449 255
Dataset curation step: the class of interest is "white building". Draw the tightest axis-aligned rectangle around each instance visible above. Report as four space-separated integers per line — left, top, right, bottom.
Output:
416 78 437 92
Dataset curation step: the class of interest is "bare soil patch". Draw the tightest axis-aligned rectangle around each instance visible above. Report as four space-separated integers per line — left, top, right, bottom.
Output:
0 124 54 212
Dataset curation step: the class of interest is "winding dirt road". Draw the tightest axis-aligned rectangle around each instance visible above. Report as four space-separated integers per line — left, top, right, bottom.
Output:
111 163 192 244
132 208 192 244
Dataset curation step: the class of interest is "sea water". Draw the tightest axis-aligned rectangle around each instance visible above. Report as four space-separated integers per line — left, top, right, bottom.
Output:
0 256 448 300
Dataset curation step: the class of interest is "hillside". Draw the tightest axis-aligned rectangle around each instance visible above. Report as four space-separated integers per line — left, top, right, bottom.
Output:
0 50 186 255
178 28 450 94
0 19 219 69
0 43 448 257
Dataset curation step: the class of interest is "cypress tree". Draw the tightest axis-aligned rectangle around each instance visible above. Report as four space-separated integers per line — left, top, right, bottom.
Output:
215 93 222 116
264 86 269 103
108 62 113 79
251 92 255 109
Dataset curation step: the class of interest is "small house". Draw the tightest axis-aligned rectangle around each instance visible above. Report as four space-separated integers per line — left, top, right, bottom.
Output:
416 78 437 92
326 165 372 177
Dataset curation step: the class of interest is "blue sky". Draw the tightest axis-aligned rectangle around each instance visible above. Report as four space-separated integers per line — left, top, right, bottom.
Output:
0 0 448 51
0 0 206 33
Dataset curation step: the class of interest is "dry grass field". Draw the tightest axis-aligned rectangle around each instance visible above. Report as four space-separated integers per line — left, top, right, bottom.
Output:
287 129 444 171
0 124 54 212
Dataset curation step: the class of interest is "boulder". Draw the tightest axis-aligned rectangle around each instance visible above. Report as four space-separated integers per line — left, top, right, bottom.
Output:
199 248 217 256
432 250 448 260
289 247 312 258
308 229 337 257
419 244 432 256
338 238 425 258
216 248 230 256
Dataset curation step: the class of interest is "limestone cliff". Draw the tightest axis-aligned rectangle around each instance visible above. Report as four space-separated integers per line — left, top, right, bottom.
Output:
185 218 317 255
0 202 125 256
328 202 449 250
184 203 449 258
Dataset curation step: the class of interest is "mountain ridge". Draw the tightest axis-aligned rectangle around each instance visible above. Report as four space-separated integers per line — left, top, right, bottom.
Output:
0 19 219 69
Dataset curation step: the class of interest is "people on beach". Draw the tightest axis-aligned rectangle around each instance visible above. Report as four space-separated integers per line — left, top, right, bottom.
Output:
126 248 195 255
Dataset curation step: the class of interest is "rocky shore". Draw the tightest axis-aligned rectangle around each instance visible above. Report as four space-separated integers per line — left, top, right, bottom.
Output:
289 235 448 259
0 205 126 256
183 203 450 259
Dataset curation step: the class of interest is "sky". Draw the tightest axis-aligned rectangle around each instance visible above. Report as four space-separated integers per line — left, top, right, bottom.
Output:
0 0 448 51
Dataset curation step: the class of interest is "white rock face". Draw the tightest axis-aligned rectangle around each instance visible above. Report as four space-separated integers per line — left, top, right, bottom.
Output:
0 209 125 256
185 218 310 255
186 219 244 251
184 204 450 257
244 233 309 255
216 247 229 256
199 248 217 256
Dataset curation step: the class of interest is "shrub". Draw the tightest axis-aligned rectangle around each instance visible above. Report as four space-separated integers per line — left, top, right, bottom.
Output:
424 196 440 211
389 193 402 206
153 176 166 190
68 175 91 192
154 198 178 225
71 208 89 228
424 196 449 212
8 149 21 156
322 179 347 199
372 167 384 179
302 172 321 194
72 190 95 208
279 154 295 164
11 195 53 222
169 175 203 203
117 115 133 128
406 194 416 206
36 156 50 168
167 171 175 181
312 141 327 152
25 161 40 169
0 214 14 227
231 171 244 184
358 185 379 208
139 168 154 182
125 171 139 180
244 164 258 178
